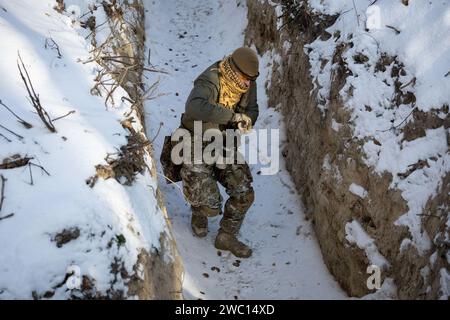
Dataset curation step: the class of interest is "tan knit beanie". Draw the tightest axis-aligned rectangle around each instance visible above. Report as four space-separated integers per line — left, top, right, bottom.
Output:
230 47 259 80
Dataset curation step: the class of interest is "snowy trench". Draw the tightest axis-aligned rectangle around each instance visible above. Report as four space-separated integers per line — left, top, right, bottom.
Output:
144 0 345 299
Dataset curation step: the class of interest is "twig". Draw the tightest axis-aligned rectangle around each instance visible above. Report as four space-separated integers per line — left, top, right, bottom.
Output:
44 37 62 58
0 133 12 142
0 99 33 128
400 77 416 90
52 110 76 122
104 65 132 107
121 96 135 104
377 105 417 132
149 122 163 143
417 213 441 219
0 175 6 212
28 163 33 185
147 47 151 66
352 0 360 27
29 162 51 176
17 52 56 133
0 124 24 140
360 32 380 53
156 172 189 202
79 8 95 20
143 67 169 74
386 25 401 34
0 213 14 221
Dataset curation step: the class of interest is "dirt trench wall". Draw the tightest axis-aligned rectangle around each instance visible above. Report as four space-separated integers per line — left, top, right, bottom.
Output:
78 0 183 299
244 0 449 298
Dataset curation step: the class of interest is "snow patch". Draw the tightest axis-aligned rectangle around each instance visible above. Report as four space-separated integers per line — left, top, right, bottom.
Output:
345 220 389 270
349 183 367 199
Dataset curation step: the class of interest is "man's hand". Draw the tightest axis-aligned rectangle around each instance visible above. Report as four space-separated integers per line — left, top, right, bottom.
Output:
231 113 252 133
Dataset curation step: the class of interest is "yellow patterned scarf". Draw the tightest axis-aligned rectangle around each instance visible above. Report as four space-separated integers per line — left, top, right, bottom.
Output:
218 57 249 109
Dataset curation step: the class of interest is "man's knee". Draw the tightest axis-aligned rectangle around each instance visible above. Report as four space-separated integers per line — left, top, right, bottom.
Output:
192 205 222 217
242 187 255 208
228 186 254 213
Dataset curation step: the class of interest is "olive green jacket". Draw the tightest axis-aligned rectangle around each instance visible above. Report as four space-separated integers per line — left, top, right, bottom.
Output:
181 61 259 132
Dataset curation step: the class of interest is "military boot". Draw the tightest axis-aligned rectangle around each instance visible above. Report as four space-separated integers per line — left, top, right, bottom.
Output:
215 214 252 258
191 211 208 237
214 229 252 258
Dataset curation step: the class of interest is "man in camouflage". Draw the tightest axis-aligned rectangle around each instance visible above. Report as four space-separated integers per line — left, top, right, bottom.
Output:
179 47 259 258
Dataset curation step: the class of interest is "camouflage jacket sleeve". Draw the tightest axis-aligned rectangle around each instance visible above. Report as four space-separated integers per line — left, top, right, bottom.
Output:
185 79 234 125
245 81 259 125
236 80 259 125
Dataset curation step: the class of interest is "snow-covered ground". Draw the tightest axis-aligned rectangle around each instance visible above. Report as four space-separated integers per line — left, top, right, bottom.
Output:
0 0 169 299
144 0 346 299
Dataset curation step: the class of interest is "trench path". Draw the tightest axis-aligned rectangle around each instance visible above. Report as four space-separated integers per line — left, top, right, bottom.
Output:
143 0 346 299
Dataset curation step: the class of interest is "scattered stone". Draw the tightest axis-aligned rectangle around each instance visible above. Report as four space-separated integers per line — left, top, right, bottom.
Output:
202 273 209 278
211 266 220 273
232 260 241 267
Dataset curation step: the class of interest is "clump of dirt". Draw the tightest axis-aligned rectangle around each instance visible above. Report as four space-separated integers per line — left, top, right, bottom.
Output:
403 106 449 142
52 227 80 248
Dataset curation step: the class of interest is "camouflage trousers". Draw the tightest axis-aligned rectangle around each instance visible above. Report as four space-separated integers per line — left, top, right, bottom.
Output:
180 159 255 235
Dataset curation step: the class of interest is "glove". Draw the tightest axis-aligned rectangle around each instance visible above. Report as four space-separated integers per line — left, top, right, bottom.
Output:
231 113 252 133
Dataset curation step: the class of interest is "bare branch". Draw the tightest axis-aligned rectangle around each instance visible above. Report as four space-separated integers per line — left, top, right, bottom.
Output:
0 99 33 128
0 213 14 221
400 77 416 90
29 162 51 176
0 175 6 212
44 37 62 58
0 133 11 142
352 0 360 27
417 213 441 219
52 110 76 122
17 53 56 133
149 122 163 143
143 67 169 74
0 124 24 140
28 163 33 185
386 25 401 34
